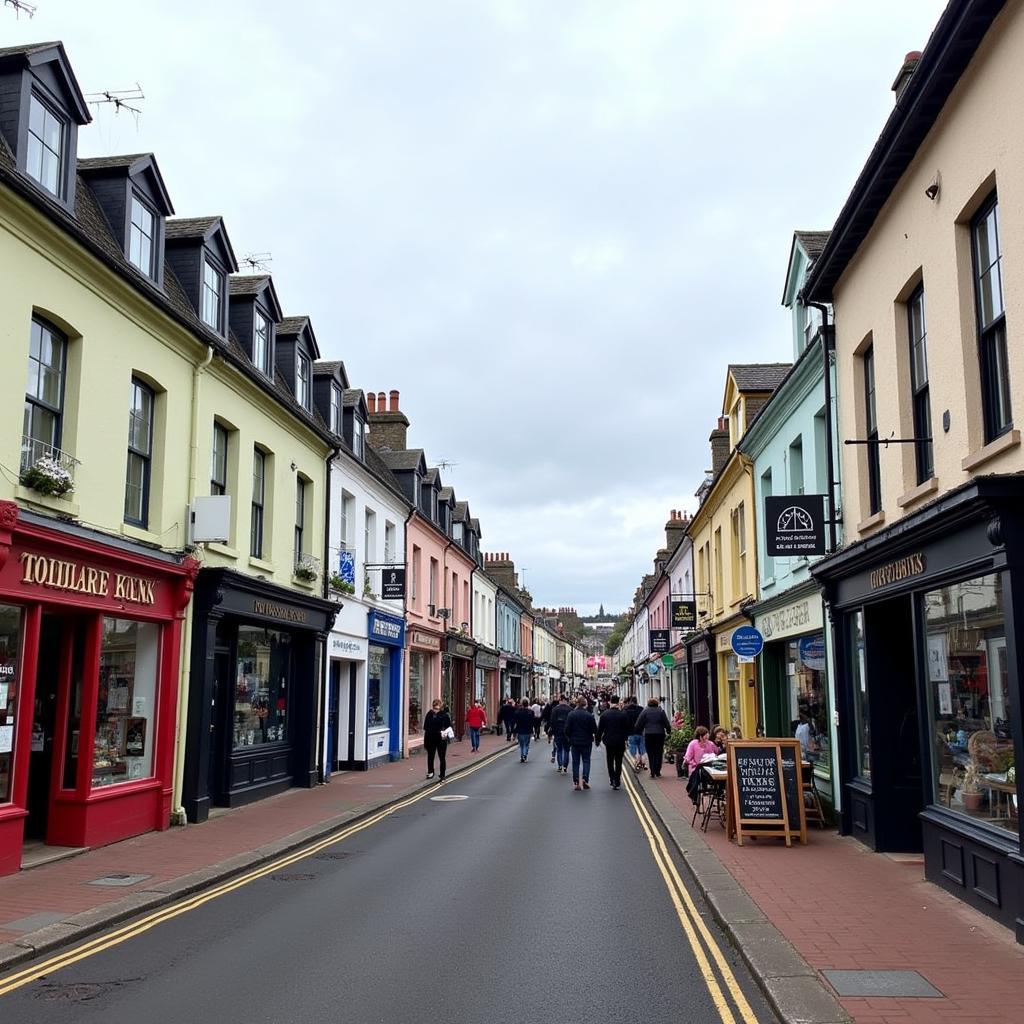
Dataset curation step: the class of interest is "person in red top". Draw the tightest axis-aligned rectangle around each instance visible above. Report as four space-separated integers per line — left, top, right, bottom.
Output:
465 700 487 753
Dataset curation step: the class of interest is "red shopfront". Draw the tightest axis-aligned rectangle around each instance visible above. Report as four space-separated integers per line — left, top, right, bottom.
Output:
0 503 195 875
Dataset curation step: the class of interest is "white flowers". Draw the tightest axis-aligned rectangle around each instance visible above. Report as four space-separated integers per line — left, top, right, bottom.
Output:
294 552 320 583
21 455 74 497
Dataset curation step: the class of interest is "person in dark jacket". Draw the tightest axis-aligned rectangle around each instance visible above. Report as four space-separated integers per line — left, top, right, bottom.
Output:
541 699 555 759
633 697 673 778
548 694 572 774
423 699 452 781
564 696 598 790
514 699 535 762
499 699 516 741
595 694 629 790
624 696 646 771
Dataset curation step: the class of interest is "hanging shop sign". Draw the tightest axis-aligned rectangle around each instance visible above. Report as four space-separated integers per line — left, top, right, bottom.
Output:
649 629 671 653
645 662 660 676
661 653 676 669
765 495 826 556
671 600 697 629
338 549 356 586
726 739 807 847
690 639 710 662
730 626 764 660
380 567 406 601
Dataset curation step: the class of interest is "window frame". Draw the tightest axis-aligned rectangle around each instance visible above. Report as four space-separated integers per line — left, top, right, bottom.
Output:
251 447 266 558
330 383 342 434
864 345 881 515
26 92 66 198
352 417 364 459
971 193 1012 443
296 352 312 410
128 192 157 278
23 316 68 469
211 422 228 495
907 284 934 482
124 377 155 528
253 308 273 377
294 476 306 567
201 257 225 333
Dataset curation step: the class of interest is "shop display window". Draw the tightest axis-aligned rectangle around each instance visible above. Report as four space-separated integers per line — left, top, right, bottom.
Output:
368 646 390 729
850 610 870 779
408 652 422 736
474 667 485 703
787 633 830 778
94 618 158 787
726 654 740 730
234 626 290 748
925 573 1016 833
0 605 23 803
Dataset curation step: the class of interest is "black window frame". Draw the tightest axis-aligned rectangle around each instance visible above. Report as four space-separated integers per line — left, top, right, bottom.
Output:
211 421 228 495
128 191 157 279
201 256 225 333
864 345 881 515
25 91 66 199
295 476 306 567
971 192 1012 443
352 416 364 459
23 316 67 470
251 447 266 558
253 308 273 377
297 352 312 410
124 378 155 528
330 383 341 434
907 284 934 483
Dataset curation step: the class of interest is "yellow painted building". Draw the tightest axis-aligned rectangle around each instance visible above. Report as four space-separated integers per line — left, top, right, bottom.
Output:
689 364 789 737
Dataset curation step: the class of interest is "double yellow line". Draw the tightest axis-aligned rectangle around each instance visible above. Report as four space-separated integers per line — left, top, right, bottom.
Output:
0 745 512 998
621 766 760 1024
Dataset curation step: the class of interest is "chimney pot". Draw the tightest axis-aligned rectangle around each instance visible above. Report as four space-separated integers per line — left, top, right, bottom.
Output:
367 392 376 413
389 389 400 412
377 391 386 407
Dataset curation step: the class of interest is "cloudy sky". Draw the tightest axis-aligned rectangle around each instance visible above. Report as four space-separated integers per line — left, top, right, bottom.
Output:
5 0 947 614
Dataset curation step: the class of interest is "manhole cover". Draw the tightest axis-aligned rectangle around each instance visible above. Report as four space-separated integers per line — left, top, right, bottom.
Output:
822 970 943 998
270 873 314 882
313 851 350 861
429 794 469 802
87 873 152 887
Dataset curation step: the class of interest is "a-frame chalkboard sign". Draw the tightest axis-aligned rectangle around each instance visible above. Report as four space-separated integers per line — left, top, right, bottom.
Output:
726 739 808 846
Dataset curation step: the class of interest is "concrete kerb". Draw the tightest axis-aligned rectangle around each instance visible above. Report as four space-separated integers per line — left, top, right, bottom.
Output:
0 745 511 976
634 772 852 1024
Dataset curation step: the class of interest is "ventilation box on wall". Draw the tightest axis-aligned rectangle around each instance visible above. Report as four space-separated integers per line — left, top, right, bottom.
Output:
188 495 232 544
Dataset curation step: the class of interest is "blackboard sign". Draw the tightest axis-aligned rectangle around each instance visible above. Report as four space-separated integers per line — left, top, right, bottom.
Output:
649 629 670 653
726 739 807 847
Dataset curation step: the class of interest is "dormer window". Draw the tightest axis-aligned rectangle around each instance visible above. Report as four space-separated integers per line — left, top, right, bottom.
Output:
128 194 156 277
202 259 223 331
330 384 341 433
430 488 438 521
297 353 311 410
412 475 421 505
353 417 364 458
253 310 272 376
27 93 65 197
453 522 464 543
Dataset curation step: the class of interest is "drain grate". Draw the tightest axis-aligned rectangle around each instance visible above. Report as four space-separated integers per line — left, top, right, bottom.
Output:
270 873 314 882
822 970 943 998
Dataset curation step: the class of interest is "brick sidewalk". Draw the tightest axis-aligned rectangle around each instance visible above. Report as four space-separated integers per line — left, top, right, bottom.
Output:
650 770 1024 1024
0 731 510 947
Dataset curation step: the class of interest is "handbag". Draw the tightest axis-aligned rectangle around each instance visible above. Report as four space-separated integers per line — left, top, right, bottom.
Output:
441 726 455 741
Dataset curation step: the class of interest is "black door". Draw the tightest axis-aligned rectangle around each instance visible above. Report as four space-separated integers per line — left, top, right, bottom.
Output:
690 661 711 729
207 650 231 805
25 615 63 841
327 660 341 774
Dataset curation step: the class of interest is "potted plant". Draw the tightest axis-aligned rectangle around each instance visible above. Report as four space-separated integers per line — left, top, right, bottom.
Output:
959 761 984 811
294 553 320 584
666 710 694 777
328 572 355 594
20 455 74 497
363 572 374 598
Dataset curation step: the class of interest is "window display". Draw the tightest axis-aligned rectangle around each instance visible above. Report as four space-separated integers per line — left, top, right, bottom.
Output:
850 611 870 779
0 605 22 803
408 652 422 736
726 654 740 729
234 626 290 748
94 617 158 787
925 573 1016 833
788 633 830 778
368 645 390 729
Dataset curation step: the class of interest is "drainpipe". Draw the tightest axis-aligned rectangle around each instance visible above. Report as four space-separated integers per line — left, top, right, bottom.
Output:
171 344 215 825
802 298 838 555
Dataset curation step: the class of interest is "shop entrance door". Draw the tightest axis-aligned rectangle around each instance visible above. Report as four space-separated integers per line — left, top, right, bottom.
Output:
207 650 231 807
689 661 711 730
452 662 467 740
25 616 64 840
326 660 341 775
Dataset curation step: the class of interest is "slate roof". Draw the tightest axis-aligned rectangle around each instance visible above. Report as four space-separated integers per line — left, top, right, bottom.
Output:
315 360 345 377
277 316 309 336
453 500 469 520
423 468 439 485
0 41 62 59
470 517 481 534
165 216 221 239
380 449 426 472
728 363 793 392
78 154 150 171
342 388 363 408
793 230 830 260
363 445 411 507
229 274 271 296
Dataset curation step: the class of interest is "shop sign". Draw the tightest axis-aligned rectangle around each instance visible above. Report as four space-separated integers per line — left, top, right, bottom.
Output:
447 637 475 659
661 653 676 668
338 549 356 585
252 599 308 623
475 651 499 670
368 610 405 647
499 656 507 669
671 600 697 629
649 628 671 653
19 552 158 606
691 639 709 661
330 634 367 658
730 626 764 660
759 598 822 641
380 567 406 601
645 662 660 676
765 495 826 556
410 629 441 651
869 552 926 591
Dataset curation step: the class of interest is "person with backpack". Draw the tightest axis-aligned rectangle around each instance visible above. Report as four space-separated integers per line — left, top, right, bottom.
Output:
633 697 674 778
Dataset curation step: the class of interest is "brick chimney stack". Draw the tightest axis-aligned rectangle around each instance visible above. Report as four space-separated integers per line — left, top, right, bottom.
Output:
709 417 730 476
367 388 410 452
484 552 518 591
664 508 688 553
892 50 922 104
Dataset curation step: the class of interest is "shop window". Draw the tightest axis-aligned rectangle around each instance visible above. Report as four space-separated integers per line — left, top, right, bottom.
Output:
234 626 290 748
925 573 1015 833
368 646 391 729
0 605 24 803
726 653 740 730
94 618 159 787
850 610 870 779
788 633 830 779
408 651 423 737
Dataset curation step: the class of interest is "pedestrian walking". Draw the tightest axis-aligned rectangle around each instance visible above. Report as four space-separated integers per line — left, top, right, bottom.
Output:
564 696 598 790
531 697 543 739
634 697 673 778
499 699 516 741
624 695 646 771
595 694 629 790
548 694 572 773
465 700 487 753
423 699 452 781
515 698 535 762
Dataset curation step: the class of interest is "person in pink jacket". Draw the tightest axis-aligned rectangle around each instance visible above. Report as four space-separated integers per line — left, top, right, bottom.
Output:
683 726 720 775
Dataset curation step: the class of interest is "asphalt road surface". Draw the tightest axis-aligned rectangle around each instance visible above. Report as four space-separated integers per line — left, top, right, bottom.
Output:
0 745 776 1024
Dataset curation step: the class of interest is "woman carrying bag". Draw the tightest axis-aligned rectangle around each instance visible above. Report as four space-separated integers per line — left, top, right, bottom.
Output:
633 697 673 778
423 699 453 781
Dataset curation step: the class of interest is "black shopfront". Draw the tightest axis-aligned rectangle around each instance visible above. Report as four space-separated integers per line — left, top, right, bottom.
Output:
685 632 717 730
814 480 1024 940
183 569 337 823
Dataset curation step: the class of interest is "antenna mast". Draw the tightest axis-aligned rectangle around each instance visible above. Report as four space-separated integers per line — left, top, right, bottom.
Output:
85 85 145 124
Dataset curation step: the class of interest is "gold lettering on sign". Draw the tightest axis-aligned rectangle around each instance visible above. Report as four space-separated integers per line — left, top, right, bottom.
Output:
869 552 926 590
19 553 156 604
253 600 308 623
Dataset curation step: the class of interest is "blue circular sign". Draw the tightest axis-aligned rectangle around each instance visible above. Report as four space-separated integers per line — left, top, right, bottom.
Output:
645 662 660 676
731 626 764 659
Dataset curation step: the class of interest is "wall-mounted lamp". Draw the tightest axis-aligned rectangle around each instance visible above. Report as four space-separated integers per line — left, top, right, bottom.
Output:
925 172 940 201
290 461 297 471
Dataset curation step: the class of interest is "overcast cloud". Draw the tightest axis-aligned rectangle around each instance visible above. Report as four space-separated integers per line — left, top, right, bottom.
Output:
5 0 948 614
